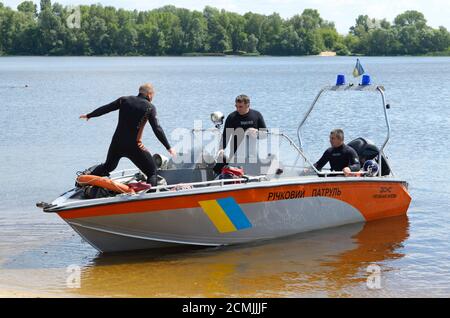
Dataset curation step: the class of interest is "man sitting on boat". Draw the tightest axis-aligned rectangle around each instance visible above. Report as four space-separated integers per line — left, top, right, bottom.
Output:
79 83 176 186
214 94 267 174
314 129 361 176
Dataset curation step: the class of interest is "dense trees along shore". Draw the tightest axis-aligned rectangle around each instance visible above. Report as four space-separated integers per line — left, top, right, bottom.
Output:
1 0 449 56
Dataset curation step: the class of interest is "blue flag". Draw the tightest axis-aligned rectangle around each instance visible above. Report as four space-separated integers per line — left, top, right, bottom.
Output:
353 59 365 77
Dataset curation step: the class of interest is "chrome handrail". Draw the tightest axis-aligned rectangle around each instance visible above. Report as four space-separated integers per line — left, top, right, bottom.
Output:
113 175 267 195
149 175 267 192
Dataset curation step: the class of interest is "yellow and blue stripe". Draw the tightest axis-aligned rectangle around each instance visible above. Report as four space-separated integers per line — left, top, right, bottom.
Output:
199 197 252 233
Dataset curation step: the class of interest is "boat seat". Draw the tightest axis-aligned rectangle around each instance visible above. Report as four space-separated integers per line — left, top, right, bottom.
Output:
348 137 391 176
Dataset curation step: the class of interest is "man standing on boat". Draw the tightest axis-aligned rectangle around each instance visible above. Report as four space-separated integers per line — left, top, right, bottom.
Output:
79 83 176 186
314 129 360 176
214 94 267 174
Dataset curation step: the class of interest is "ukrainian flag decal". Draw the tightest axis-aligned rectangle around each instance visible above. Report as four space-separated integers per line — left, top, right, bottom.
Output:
199 197 252 233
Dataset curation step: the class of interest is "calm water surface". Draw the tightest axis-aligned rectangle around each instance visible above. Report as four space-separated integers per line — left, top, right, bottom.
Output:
0 56 449 297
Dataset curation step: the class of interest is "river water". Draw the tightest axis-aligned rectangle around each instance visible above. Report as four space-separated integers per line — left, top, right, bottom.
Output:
0 56 449 297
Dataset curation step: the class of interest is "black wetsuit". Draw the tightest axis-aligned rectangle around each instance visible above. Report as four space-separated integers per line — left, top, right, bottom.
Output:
87 94 171 186
214 109 267 174
314 144 361 172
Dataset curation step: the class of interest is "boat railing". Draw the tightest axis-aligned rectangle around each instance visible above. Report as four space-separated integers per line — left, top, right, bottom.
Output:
109 174 268 196
268 131 364 177
297 84 392 177
106 164 267 195
147 175 268 193
191 128 382 177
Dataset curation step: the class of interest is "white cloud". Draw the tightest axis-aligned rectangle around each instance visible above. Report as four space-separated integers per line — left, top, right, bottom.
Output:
2 0 449 33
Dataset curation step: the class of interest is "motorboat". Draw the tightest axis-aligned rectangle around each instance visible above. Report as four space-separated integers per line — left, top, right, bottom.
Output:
37 76 411 253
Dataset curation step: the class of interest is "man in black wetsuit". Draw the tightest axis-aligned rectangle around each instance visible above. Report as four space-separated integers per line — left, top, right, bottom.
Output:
79 83 176 186
214 94 267 174
314 129 360 176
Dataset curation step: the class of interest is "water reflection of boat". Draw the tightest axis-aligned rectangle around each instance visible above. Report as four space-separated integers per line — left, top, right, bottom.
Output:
38 79 411 253
69 216 409 297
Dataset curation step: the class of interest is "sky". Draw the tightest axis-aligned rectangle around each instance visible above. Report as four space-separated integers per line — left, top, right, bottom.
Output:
2 0 450 34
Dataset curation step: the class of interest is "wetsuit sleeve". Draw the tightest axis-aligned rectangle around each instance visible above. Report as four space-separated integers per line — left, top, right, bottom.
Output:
148 107 171 150
87 98 122 119
347 147 361 172
257 112 267 130
220 115 233 150
314 150 330 171
256 112 268 139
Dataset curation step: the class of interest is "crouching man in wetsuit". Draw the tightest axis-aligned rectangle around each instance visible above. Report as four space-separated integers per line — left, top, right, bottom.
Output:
214 94 267 174
314 129 360 176
79 83 176 186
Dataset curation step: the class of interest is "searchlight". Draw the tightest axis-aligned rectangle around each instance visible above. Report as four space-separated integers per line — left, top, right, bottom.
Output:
211 111 224 128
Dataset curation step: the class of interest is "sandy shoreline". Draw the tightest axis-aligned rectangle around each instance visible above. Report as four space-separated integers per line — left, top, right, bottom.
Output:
1 290 41 298
0 288 69 298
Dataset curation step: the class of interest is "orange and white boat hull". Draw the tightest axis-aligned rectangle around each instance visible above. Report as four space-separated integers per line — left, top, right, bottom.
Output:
50 177 411 253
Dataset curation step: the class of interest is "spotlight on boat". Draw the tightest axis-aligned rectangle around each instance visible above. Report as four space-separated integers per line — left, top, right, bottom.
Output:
336 74 346 86
211 111 224 129
153 153 170 170
361 74 371 86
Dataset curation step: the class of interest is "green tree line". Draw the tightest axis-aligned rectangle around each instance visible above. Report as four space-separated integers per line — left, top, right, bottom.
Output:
0 0 449 56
